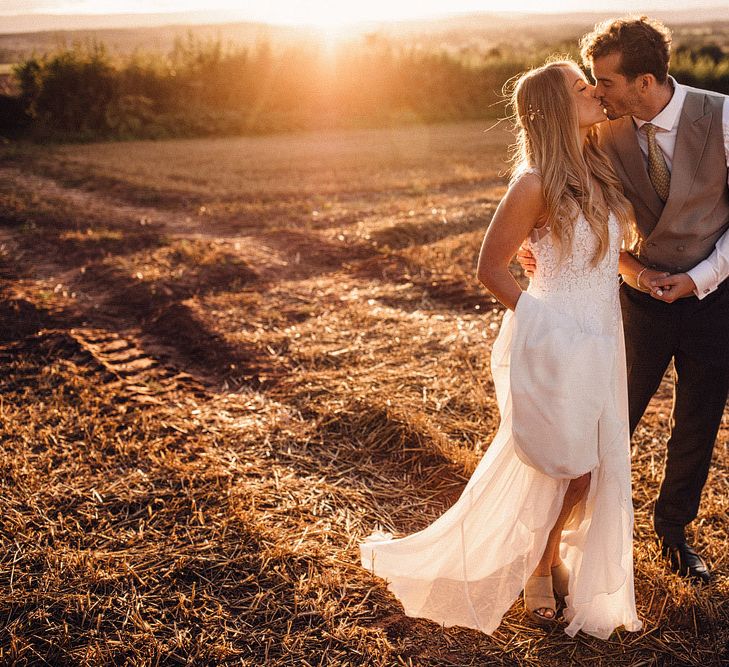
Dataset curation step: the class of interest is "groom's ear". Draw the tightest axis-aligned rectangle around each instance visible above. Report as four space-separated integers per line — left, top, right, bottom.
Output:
637 73 657 92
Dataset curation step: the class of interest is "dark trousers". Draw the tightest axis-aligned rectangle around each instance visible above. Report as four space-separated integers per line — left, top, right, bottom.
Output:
620 281 729 544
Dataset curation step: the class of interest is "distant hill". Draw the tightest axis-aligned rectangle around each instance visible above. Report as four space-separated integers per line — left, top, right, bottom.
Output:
0 10 265 34
2 7 729 35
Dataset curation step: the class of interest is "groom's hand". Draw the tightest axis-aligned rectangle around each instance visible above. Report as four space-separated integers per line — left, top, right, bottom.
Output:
516 246 536 277
649 272 697 303
635 267 670 295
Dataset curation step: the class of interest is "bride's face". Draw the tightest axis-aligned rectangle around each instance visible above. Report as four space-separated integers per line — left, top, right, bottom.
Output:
562 66 606 128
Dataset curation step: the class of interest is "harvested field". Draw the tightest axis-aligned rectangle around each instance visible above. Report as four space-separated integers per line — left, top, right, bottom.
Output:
0 121 727 666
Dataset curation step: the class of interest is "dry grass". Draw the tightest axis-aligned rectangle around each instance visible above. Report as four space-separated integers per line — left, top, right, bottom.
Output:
0 121 727 665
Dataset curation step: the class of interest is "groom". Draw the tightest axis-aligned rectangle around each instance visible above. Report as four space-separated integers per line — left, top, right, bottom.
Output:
520 16 729 583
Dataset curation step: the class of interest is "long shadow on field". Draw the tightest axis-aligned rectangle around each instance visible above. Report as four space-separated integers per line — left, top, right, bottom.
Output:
271 397 475 529
0 297 52 342
0 229 281 390
368 210 493 251
0 322 389 663
352 253 497 312
78 262 281 386
256 228 378 281
11 157 205 210
0 179 167 264
0 182 286 386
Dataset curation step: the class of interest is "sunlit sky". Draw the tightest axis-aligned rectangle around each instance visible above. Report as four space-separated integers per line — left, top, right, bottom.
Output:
0 0 715 27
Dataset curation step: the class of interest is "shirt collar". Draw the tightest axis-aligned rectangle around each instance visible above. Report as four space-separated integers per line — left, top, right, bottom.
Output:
632 76 685 131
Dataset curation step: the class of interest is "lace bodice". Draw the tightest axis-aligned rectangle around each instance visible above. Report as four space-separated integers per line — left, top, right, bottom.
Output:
524 208 622 336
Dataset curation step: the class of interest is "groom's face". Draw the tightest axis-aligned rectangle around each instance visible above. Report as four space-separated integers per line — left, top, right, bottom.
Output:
591 52 642 120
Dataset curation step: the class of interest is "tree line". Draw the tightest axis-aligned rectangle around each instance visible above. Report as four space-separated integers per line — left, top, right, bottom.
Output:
1 34 727 141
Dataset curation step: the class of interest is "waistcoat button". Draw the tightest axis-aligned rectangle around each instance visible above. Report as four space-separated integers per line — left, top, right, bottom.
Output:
677 245 685 251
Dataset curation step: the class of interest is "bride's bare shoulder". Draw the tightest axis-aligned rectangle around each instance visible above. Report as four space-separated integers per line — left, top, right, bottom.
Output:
510 169 541 188
504 170 545 211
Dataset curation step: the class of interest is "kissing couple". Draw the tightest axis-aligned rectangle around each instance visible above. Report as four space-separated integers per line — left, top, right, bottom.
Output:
360 15 727 638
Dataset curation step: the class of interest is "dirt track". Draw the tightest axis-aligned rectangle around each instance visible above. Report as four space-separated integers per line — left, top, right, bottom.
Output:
0 122 727 665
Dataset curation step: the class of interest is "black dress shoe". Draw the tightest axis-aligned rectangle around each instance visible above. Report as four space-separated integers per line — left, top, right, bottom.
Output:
661 540 711 584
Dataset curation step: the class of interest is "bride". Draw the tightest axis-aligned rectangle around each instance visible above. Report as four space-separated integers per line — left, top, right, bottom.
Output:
360 59 647 639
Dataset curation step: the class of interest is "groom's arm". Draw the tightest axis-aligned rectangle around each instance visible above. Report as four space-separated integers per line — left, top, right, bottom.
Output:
684 94 729 298
652 221 729 302
684 229 729 298
654 95 729 300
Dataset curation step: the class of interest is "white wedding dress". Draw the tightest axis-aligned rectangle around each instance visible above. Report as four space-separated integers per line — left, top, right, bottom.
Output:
360 188 642 639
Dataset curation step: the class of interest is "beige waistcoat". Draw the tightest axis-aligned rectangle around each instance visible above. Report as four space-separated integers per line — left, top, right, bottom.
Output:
598 89 729 274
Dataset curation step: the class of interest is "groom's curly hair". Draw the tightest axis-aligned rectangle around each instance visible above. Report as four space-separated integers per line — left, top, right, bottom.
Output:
580 16 672 84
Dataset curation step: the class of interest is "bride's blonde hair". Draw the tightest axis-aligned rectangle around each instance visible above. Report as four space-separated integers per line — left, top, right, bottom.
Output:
508 58 637 264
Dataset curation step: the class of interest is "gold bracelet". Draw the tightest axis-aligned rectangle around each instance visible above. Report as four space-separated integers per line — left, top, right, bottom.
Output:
636 266 648 290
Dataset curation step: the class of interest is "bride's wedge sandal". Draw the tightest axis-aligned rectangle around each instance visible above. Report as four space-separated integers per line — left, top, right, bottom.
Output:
551 561 570 599
524 574 558 626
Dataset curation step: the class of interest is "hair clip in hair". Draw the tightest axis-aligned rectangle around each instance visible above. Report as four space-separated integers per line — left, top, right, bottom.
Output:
527 104 544 121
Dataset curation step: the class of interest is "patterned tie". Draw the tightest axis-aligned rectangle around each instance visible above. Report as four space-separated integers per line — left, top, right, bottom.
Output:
642 122 671 202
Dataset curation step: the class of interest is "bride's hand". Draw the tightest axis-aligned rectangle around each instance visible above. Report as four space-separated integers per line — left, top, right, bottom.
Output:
516 246 536 277
638 267 671 295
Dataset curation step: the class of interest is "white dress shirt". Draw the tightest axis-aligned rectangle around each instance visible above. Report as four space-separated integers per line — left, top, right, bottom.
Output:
632 76 729 298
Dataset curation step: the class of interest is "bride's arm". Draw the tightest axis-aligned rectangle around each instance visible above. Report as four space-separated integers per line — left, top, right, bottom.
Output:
619 251 670 294
618 205 670 293
476 173 546 311
618 250 646 284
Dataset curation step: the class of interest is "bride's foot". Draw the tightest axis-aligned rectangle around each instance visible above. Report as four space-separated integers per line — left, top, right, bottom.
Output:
524 573 557 626
551 561 570 599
